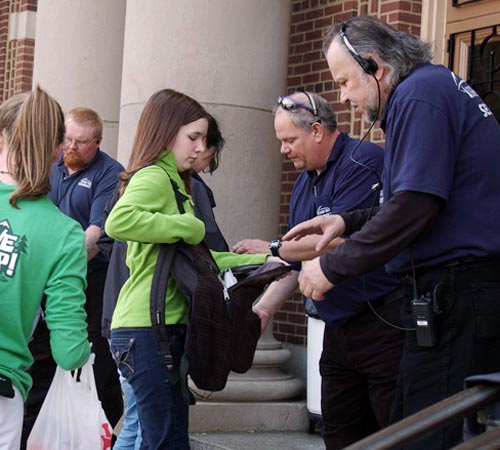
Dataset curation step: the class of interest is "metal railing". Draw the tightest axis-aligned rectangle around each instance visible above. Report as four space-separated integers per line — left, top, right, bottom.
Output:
453 425 500 449
343 384 500 450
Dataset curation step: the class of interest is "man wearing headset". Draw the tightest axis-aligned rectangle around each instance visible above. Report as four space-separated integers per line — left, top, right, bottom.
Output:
233 91 404 449
284 16 500 450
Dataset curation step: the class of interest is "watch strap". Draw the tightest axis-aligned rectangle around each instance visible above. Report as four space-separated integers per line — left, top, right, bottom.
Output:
269 239 282 257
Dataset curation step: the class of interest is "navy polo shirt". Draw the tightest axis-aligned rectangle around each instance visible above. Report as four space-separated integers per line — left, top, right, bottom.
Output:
48 149 124 269
381 64 500 274
289 132 400 323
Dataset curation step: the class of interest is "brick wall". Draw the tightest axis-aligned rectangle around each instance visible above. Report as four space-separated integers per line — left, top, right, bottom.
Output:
21 0 36 11
0 1 10 99
0 0 37 101
11 37 35 94
273 0 423 346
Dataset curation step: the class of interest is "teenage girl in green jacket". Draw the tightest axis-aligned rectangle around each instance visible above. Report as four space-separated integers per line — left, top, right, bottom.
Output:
106 89 273 450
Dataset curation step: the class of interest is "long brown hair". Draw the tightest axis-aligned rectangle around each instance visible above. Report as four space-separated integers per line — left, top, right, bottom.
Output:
2 86 65 208
120 89 208 194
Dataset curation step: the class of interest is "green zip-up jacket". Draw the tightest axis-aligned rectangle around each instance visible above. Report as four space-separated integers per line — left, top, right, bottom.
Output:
0 183 91 399
106 152 267 328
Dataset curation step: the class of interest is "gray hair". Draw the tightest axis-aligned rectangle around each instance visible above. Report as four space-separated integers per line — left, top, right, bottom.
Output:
274 91 337 132
323 16 432 90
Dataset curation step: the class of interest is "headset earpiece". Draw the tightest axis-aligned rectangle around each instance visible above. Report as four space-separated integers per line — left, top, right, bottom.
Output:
339 24 378 75
360 57 378 75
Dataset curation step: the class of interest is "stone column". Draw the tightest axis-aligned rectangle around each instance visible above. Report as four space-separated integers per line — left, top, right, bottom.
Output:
119 0 304 426
32 0 126 158
117 0 291 245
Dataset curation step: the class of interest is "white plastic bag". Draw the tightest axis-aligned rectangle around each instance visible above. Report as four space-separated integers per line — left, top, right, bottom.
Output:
27 354 113 450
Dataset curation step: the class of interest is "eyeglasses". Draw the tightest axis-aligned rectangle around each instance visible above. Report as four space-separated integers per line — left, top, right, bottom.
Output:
278 91 319 117
64 137 96 148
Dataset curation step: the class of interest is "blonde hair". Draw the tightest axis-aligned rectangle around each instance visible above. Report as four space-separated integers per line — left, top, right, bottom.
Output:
3 85 65 208
66 107 103 140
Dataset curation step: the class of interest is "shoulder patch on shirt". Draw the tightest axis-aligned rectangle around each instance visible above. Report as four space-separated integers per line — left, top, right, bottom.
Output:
451 72 478 99
451 73 493 118
78 178 92 189
0 219 27 280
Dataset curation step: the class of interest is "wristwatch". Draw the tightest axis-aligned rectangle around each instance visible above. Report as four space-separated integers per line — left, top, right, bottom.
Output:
269 239 282 257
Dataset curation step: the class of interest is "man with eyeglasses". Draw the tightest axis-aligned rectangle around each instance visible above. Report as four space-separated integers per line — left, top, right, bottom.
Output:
22 108 124 448
233 91 404 449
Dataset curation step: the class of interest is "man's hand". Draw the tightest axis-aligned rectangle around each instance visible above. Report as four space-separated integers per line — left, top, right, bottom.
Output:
282 215 346 253
252 302 272 334
251 271 299 334
298 257 334 301
232 239 270 254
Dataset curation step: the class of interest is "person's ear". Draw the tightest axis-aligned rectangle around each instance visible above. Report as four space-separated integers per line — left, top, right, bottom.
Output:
311 122 323 142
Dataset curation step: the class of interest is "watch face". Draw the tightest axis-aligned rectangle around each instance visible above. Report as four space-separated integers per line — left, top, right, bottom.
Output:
269 240 281 256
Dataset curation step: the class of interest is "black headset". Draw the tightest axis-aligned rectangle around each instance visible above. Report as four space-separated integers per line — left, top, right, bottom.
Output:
339 23 378 75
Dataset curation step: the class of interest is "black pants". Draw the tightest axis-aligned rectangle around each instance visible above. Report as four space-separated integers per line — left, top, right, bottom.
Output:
320 295 405 449
391 259 500 450
21 269 123 448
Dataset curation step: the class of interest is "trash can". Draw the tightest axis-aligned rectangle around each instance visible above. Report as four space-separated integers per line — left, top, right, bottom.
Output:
304 297 325 434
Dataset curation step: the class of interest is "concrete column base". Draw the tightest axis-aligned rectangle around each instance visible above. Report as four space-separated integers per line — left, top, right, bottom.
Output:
189 367 305 402
189 320 305 402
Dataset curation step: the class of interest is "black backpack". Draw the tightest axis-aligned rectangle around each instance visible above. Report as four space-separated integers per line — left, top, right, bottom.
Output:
151 239 289 392
151 175 290 392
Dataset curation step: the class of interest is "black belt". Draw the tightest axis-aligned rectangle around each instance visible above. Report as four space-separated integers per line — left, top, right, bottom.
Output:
401 256 500 284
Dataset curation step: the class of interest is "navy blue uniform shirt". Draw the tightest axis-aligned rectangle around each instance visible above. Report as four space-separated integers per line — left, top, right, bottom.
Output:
289 132 400 323
381 64 500 273
48 149 124 269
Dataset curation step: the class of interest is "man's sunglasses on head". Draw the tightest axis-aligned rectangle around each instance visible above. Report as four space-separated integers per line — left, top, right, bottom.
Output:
277 91 319 117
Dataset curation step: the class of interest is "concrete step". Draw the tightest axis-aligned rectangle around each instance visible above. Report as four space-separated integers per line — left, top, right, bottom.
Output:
189 431 325 450
189 401 308 433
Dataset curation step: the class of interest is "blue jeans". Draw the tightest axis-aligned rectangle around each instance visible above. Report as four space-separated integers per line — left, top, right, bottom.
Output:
113 374 142 450
110 327 189 450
